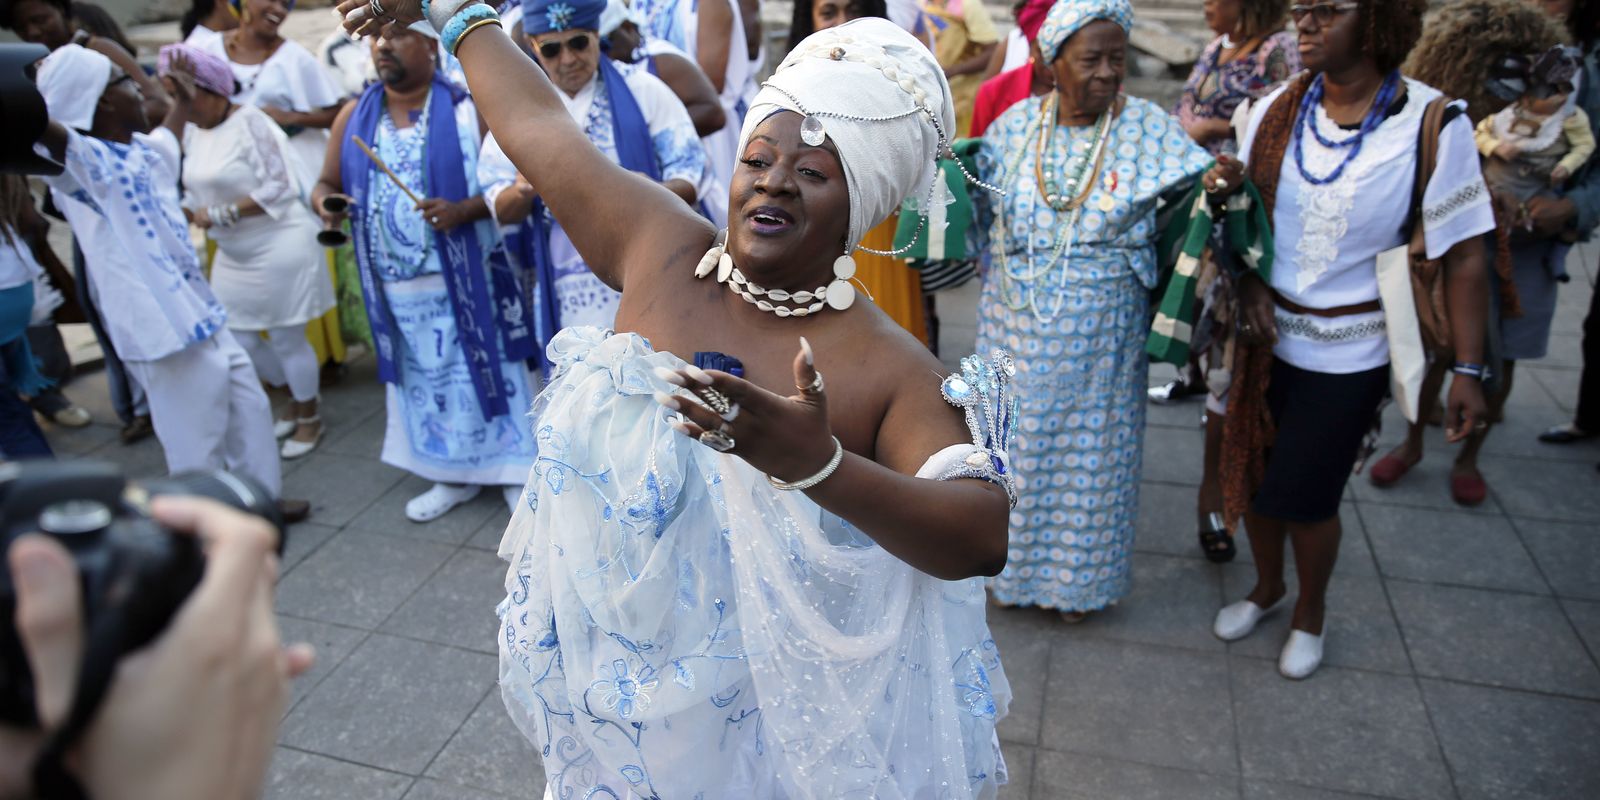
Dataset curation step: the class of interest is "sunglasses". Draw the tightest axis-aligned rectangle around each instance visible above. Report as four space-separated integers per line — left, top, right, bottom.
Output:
1289 2 1359 26
537 33 592 60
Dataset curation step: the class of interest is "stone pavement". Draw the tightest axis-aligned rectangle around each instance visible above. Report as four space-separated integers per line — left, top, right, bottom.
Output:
27 244 1600 800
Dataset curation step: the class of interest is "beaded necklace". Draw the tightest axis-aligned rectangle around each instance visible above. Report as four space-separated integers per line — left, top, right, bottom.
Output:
1291 70 1401 186
992 94 1115 323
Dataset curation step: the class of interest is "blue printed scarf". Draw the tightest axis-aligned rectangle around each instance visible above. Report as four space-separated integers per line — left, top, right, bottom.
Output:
341 75 536 421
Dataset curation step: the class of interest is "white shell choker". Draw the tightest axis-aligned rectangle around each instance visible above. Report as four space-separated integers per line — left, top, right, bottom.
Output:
694 230 858 318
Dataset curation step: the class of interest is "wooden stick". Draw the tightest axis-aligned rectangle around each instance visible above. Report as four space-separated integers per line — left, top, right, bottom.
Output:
351 135 424 207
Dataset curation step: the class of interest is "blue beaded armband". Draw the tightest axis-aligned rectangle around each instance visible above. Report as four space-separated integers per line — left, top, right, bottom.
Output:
1451 361 1489 381
442 3 499 56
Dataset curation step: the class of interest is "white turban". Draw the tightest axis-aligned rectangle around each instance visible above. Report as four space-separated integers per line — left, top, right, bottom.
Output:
599 0 643 37
37 44 114 133
739 17 956 250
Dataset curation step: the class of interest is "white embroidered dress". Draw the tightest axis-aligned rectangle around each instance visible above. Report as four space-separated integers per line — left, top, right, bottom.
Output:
497 327 1014 799
181 105 334 330
1238 78 1496 373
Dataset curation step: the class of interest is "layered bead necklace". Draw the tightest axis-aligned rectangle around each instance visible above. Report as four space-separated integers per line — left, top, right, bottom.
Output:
993 92 1115 322
1291 70 1402 185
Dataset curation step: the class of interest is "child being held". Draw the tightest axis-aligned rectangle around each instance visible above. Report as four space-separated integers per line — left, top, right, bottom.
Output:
1477 46 1593 235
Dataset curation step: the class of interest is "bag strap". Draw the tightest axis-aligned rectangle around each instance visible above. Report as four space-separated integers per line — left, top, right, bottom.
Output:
1408 96 1453 254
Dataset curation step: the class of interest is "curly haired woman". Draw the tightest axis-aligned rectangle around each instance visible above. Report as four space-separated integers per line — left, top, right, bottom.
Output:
1204 0 1494 679
1369 0 1572 505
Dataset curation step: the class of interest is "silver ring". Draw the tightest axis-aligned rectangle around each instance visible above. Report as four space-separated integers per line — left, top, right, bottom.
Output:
430 215 440 224
799 371 824 395
370 0 385 18
694 386 734 418
699 429 735 452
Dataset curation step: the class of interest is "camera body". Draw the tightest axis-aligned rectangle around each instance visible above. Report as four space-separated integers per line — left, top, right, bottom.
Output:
0 461 284 726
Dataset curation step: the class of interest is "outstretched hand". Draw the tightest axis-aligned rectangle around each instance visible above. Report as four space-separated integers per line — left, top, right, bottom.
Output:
157 50 198 105
338 0 425 38
654 338 840 484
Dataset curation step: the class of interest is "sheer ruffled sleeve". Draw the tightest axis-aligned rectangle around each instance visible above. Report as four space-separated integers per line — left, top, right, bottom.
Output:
236 108 302 220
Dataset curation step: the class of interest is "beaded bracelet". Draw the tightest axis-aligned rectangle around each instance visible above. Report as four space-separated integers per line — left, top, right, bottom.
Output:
768 437 845 492
1451 362 1489 381
442 3 499 55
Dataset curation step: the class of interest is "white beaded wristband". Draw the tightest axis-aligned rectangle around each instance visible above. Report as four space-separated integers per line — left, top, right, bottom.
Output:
768 437 845 492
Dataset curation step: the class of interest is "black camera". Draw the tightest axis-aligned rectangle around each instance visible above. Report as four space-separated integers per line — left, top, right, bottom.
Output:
0 460 285 727
0 43 63 176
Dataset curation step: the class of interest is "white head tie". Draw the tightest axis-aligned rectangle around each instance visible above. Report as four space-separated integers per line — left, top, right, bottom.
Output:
37 44 114 133
738 18 958 253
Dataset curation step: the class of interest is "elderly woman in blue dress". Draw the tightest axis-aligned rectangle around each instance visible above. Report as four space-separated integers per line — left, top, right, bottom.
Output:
973 0 1211 620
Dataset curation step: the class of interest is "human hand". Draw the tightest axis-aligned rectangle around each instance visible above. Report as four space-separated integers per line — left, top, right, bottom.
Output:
1524 195 1576 238
1551 165 1571 186
3 497 314 800
416 197 472 231
259 105 296 127
1236 271 1277 346
653 337 839 484
1444 375 1489 443
1203 154 1244 196
158 50 198 105
338 0 425 38
1493 142 1519 161
1186 117 1234 146
318 192 355 228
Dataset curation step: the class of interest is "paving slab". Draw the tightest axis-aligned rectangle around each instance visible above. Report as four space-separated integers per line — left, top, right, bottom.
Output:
402 778 513 800
988 609 1054 746
1042 638 1236 776
280 634 497 775
1074 552 1225 653
423 691 547 797
275 530 457 630
345 473 506 546
1031 751 1239 800
1387 581 1600 699
262 748 412 800
1234 504 1378 578
1361 505 1547 595
1515 519 1600 601
381 548 508 654
1231 660 1452 800
1564 598 1600 660
1476 454 1600 523
1241 781 1385 799
276 616 369 715
1422 679 1600 800
279 452 408 528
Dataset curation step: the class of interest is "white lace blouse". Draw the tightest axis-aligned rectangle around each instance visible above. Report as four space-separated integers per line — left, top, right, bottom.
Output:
1238 78 1496 373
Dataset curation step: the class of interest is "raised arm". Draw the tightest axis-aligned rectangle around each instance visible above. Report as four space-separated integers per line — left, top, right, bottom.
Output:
654 51 728 138
695 0 734 94
340 1 711 290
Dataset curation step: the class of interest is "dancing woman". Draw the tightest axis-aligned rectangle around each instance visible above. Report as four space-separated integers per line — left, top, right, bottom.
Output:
343 3 1016 797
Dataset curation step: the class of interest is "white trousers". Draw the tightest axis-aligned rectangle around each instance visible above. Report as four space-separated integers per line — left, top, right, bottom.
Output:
236 325 321 403
125 330 282 496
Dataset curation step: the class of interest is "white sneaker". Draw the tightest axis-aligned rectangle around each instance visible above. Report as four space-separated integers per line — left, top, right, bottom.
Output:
1213 597 1282 642
405 483 482 523
502 484 523 513
1279 629 1325 680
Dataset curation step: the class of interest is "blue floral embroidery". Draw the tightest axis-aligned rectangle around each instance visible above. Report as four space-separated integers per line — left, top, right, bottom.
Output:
591 658 661 719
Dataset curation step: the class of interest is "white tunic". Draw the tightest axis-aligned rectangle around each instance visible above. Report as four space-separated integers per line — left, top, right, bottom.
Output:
194 36 344 195
679 0 751 196
1238 78 1496 373
182 105 335 331
42 129 228 362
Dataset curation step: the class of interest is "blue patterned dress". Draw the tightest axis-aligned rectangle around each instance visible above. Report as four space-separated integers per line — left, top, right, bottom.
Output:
973 95 1210 612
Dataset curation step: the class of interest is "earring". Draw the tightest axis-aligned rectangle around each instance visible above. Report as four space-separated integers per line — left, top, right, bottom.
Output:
825 251 856 311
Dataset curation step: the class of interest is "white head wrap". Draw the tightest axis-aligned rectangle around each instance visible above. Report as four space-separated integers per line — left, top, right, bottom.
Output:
599 0 644 37
738 18 956 250
37 44 114 133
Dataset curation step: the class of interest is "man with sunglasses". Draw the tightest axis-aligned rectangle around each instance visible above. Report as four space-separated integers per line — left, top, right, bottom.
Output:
478 0 704 342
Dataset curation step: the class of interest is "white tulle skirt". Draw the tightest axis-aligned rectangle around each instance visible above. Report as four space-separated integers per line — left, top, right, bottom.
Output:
497 326 1011 799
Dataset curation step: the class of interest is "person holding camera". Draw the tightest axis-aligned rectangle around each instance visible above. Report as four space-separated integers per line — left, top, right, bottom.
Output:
0 494 313 800
30 44 310 523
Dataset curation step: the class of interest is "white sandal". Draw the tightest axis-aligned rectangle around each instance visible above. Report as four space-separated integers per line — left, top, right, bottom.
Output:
405 483 482 523
280 415 324 460
273 417 297 439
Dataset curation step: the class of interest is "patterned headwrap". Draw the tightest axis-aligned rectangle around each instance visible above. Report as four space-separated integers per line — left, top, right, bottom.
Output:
1036 0 1133 61
1486 45 1583 102
522 0 606 35
158 43 234 97
740 18 956 249
1016 0 1054 44
228 0 296 17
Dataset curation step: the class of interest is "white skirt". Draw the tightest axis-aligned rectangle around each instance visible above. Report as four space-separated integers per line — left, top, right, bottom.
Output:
208 203 335 330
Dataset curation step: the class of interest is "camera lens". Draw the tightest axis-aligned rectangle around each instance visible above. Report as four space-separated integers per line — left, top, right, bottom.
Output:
38 500 113 535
